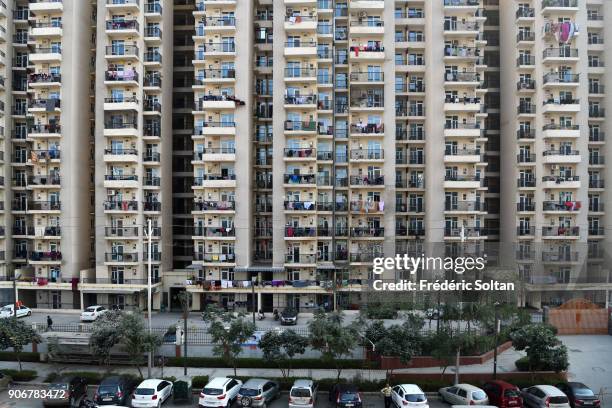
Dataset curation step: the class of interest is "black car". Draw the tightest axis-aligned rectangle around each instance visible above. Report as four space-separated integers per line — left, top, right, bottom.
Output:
556 382 601 408
94 376 136 406
43 375 88 407
329 384 362 408
280 308 298 325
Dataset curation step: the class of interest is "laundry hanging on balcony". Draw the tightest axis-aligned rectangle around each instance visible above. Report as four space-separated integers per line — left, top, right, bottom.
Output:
543 21 579 44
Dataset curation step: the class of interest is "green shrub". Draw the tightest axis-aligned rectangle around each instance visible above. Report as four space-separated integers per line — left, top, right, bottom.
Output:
44 371 103 384
0 351 39 362
162 376 177 383
0 369 37 382
515 356 556 372
165 357 374 370
192 375 209 389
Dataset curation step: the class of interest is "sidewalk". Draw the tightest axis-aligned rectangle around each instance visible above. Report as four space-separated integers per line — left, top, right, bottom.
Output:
0 346 524 383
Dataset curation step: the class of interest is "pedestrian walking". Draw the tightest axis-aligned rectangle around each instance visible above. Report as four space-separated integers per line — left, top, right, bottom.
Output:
381 383 393 408
47 315 53 331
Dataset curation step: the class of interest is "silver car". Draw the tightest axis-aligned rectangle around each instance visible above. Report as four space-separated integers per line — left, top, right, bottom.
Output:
237 379 279 407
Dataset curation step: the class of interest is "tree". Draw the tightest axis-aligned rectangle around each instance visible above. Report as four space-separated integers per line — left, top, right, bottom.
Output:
0 317 41 371
308 309 358 381
204 308 255 376
89 310 123 368
510 323 569 379
117 312 163 378
259 329 308 378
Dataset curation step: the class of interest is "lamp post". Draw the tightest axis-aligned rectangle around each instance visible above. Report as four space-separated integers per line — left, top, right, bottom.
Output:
146 219 153 379
493 302 500 379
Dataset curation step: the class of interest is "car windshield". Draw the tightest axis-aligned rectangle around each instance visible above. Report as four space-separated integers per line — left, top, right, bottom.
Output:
290 389 311 398
0 306 11 312
504 389 521 398
98 386 118 394
203 388 224 396
283 309 296 316
240 388 260 396
135 388 155 395
574 388 595 397
405 394 426 402
49 383 69 390
85 307 96 312
472 390 487 400
340 392 359 402
550 396 569 404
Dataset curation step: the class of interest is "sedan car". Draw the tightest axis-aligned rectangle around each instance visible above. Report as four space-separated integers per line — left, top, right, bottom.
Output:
131 379 173 408
329 384 362 408
439 384 489 406
522 385 571 408
0 304 31 318
80 305 108 322
555 383 600 408
391 384 429 407
199 377 242 408
237 378 279 407
43 375 88 407
482 380 523 408
94 376 136 406
280 308 298 325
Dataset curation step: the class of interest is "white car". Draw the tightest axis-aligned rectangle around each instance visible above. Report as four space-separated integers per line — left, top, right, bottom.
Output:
391 384 429 407
80 305 108 322
439 384 490 406
199 377 242 408
131 379 173 408
0 304 31 318
522 385 571 408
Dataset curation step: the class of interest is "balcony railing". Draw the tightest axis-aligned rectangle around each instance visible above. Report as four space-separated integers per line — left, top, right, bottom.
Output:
193 174 236 185
516 56 535 66
349 175 384 186
105 45 139 57
516 7 535 18
193 200 235 211
104 175 137 182
28 73 62 84
543 73 579 84
106 19 139 31
103 200 138 211
283 174 316 184
284 121 316 131
542 0 577 8
517 202 535 211
193 226 235 237
285 254 316 264
541 226 580 237
445 201 486 211
105 227 139 237
350 227 384 238
543 48 578 59
542 201 581 211
105 70 138 82
104 253 139 262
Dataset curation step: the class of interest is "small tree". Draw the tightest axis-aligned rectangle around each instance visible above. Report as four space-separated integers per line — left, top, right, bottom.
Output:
205 308 255 376
510 323 569 379
259 329 308 378
117 312 163 378
89 310 123 368
308 309 358 381
0 317 41 371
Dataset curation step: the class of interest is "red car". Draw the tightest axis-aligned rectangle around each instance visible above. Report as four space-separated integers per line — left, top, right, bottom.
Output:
482 380 523 408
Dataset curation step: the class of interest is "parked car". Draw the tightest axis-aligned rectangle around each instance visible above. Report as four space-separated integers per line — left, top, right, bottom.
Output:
0 372 11 392
237 378 279 407
522 385 571 408
329 384 362 408
280 308 298 325
439 384 490 406
0 304 31 318
43 375 88 407
482 380 523 408
391 384 429 407
80 305 108 322
94 376 136 406
131 379 173 408
198 377 242 408
555 383 600 408
288 379 317 408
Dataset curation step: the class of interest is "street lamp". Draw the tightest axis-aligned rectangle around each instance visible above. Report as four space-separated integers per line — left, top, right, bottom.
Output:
493 302 501 379
145 219 153 379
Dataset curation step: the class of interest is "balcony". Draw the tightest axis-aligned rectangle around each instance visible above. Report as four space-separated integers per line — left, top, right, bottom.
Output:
105 227 139 238
283 174 316 186
350 149 384 161
194 43 236 61
103 96 138 111
143 201 161 212
349 72 384 84
285 227 317 238
541 175 580 189
28 201 61 212
284 254 316 265
517 226 535 236
517 153 536 164
144 26 162 41
589 227 605 237
542 124 580 139
541 226 580 238
349 175 384 187
106 0 139 11
104 70 138 84
349 20 384 36
284 120 316 133
517 79 536 91
444 227 487 239
542 98 580 114
103 148 138 163
444 96 482 113
193 226 235 238
193 174 236 188
444 174 482 189
542 48 578 62
104 253 139 263
105 19 139 34
349 44 384 61
194 69 235 85
542 149 580 164
105 45 139 60
444 46 481 60
542 252 579 262
283 148 315 160
444 123 482 138
443 21 480 35
284 15 317 31
517 103 536 115
350 227 384 238
541 0 578 12
284 94 317 108
589 179 604 189
543 73 579 86
542 201 581 212
284 41 317 57
444 148 482 164
103 200 138 212
444 71 481 84
193 200 235 212
104 174 138 188
517 129 535 140
195 95 238 110
29 251 62 263
350 252 383 263
517 202 535 212
104 120 138 137
28 175 60 187
284 201 316 211
194 122 236 137
194 148 236 162
29 0 63 14
197 16 236 34
445 201 486 212
516 7 535 19
589 107 605 119
516 55 535 67
144 51 162 65
28 73 61 87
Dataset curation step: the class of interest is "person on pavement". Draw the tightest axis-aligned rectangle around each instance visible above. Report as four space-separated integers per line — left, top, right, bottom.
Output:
381 383 392 408
47 315 53 331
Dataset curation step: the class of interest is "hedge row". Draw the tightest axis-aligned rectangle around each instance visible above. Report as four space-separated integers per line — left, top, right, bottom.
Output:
0 352 40 362
44 371 141 385
0 369 38 382
165 357 375 370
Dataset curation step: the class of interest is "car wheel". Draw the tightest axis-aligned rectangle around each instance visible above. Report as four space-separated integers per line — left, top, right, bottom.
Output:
27 311 31 316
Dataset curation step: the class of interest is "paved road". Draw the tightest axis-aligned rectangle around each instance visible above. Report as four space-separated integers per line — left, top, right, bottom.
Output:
0 386 449 408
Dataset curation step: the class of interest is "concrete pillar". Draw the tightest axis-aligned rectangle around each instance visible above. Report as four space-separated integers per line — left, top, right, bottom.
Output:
191 292 201 311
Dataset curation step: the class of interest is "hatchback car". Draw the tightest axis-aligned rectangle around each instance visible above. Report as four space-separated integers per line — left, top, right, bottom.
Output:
43 375 88 407
439 384 489 406
131 379 173 408
483 380 523 408
94 376 136 406
522 385 571 408
280 308 298 325
237 378 279 407
80 305 108 322
0 304 31 318
329 384 362 408
555 383 600 408
288 379 317 408
199 377 242 408
391 384 429 407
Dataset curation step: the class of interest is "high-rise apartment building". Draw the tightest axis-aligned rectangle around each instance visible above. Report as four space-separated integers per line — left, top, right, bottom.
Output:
0 0 610 312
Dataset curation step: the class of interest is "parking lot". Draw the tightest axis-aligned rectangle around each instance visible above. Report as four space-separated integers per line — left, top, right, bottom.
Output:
0 385 449 408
